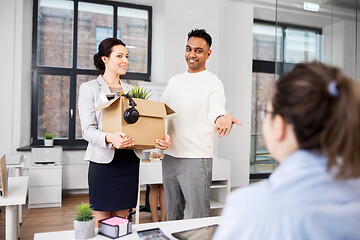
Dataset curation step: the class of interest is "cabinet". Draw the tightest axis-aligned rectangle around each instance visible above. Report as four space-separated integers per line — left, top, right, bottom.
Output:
210 158 231 216
29 147 62 209
28 165 62 208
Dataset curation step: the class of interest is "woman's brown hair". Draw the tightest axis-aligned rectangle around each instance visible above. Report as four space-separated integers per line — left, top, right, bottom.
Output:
272 61 360 179
93 38 126 73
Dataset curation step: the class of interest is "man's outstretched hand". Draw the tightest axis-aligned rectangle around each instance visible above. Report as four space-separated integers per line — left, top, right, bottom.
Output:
214 115 241 137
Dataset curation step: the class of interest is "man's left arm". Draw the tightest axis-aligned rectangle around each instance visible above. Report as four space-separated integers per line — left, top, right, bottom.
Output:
208 92 241 138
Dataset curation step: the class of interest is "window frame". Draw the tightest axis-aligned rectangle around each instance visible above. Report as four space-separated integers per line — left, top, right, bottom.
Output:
253 19 322 75
31 0 153 146
250 19 322 178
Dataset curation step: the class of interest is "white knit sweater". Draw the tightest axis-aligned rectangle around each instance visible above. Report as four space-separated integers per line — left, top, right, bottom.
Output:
161 70 226 158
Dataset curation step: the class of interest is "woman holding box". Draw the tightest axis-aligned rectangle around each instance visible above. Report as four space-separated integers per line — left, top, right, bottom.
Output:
214 61 360 240
78 38 171 227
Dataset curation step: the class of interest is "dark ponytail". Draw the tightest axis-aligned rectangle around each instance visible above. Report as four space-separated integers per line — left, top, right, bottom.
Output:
93 38 126 73
322 69 360 179
272 61 360 179
93 53 105 71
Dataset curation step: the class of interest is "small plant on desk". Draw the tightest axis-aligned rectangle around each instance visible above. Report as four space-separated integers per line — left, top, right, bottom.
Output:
74 202 95 239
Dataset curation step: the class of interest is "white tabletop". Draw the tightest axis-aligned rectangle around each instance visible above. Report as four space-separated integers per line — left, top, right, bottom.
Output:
0 176 29 206
34 216 221 240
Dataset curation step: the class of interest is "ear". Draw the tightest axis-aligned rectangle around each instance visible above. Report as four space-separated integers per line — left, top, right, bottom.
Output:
273 115 287 141
101 56 107 64
207 50 212 59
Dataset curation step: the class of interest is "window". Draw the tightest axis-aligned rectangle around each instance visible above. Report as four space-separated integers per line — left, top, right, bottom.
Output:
31 0 152 146
250 20 322 177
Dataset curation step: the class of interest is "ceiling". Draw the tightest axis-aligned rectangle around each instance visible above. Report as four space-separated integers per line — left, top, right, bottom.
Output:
323 0 360 10
278 0 360 10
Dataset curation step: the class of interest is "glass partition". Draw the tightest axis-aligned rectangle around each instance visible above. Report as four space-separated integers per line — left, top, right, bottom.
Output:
250 0 360 179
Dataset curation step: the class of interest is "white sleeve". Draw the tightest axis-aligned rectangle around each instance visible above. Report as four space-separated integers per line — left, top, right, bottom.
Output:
208 91 226 125
213 193 243 240
78 83 108 148
160 83 169 104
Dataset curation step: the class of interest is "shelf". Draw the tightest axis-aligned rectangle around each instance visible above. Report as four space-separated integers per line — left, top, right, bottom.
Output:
210 200 224 209
210 181 227 188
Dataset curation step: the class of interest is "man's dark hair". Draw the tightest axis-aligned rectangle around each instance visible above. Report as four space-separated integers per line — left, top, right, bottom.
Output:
187 29 212 47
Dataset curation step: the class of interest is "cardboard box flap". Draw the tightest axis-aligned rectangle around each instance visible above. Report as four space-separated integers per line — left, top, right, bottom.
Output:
164 104 175 115
92 97 119 112
123 98 168 118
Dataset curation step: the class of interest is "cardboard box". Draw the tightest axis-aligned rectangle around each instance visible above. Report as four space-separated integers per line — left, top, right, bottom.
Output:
93 95 174 150
0 154 8 197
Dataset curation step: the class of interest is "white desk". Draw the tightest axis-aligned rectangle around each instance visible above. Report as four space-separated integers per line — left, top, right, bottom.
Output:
34 216 221 240
6 156 25 224
135 160 162 224
0 176 29 240
135 158 231 224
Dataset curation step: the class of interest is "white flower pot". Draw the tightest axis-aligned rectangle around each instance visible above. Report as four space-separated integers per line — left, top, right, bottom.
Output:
74 218 95 239
44 139 53 146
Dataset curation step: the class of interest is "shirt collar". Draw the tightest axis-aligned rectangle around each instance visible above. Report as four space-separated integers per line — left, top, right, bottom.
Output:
97 75 128 93
268 150 328 185
185 69 208 75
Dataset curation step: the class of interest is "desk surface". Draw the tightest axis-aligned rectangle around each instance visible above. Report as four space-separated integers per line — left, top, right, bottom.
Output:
0 176 29 206
34 216 221 240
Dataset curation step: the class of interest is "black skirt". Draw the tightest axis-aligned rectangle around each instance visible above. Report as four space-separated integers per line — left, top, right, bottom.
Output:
88 149 140 212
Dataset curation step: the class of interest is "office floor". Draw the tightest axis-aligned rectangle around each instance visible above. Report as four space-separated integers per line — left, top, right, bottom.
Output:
250 162 276 174
250 150 277 175
0 191 154 240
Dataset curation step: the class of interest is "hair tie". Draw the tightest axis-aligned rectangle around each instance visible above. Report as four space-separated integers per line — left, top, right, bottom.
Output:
327 81 339 97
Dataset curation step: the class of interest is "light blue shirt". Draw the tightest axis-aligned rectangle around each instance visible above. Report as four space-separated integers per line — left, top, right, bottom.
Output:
213 150 360 240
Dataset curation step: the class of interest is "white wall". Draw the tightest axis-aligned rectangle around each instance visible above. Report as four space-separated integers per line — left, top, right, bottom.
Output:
0 0 16 157
162 0 222 79
0 0 32 155
217 1 253 188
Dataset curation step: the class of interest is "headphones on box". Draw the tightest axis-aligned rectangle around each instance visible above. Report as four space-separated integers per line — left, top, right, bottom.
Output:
121 93 139 124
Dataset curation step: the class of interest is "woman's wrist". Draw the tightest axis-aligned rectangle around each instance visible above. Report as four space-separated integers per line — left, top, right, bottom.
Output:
105 133 112 144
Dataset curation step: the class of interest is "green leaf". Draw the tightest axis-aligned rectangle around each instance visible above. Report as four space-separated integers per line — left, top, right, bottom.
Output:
128 85 151 99
44 133 52 139
75 202 94 221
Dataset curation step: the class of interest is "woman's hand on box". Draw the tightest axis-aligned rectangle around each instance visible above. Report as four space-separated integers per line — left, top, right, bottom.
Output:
155 135 171 150
106 132 135 149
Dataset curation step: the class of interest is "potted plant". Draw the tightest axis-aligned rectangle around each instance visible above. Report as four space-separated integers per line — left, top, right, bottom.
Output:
128 84 151 99
74 202 95 239
44 133 53 146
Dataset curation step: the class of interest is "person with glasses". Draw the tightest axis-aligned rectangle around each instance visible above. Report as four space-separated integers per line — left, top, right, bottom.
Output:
214 61 360 239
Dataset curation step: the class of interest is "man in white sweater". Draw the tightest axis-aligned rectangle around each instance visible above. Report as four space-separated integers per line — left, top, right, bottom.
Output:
161 29 241 220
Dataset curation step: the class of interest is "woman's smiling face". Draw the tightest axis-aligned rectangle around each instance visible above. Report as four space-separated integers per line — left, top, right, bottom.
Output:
103 44 129 76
